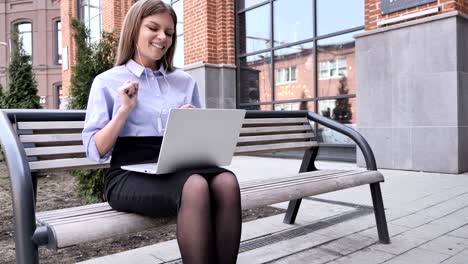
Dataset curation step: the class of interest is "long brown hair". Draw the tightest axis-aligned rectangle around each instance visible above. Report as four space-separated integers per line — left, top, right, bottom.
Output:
115 0 177 72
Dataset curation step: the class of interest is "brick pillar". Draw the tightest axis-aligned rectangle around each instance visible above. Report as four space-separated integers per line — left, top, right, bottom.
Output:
101 0 134 33
185 0 235 65
366 0 468 30
60 0 78 98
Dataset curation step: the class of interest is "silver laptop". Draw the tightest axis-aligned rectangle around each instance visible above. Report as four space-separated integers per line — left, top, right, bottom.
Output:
121 108 246 174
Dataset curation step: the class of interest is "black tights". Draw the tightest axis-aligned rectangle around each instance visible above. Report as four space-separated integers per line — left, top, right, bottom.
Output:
176 172 242 264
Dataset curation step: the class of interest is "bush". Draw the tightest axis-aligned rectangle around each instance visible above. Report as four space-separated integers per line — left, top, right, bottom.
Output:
70 168 106 203
2 33 40 109
69 18 118 203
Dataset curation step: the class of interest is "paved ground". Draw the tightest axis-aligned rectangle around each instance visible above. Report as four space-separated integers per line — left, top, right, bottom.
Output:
79 156 468 264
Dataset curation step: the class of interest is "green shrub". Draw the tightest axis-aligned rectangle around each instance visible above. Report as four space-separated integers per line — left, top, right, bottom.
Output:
71 169 106 203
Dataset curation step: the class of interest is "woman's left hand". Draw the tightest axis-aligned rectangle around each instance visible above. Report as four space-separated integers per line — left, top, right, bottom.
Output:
177 104 195 108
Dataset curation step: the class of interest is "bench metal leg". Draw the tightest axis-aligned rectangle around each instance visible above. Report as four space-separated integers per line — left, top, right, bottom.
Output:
370 182 390 244
283 199 302 224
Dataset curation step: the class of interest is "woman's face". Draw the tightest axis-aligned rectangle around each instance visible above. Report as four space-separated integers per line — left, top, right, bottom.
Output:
134 12 174 69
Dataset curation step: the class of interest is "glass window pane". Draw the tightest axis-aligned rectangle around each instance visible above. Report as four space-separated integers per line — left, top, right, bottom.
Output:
317 32 359 97
172 0 183 35
173 35 184 67
238 4 270 54
239 52 272 107
273 42 314 101
16 23 32 57
238 0 268 10
317 98 356 144
317 0 364 36
17 23 31 33
273 0 312 46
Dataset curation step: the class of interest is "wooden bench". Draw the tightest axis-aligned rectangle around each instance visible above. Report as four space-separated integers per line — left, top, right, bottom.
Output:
0 109 390 264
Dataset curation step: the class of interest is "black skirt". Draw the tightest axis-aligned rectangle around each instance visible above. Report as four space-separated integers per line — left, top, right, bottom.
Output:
105 136 232 217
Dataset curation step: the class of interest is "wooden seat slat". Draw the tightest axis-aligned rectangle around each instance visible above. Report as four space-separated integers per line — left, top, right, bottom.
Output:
18 121 85 130
242 118 308 125
237 132 314 144
20 133 82 143
235 141 318 154
25 145 85 156
240 125 312 134
29 158 109 172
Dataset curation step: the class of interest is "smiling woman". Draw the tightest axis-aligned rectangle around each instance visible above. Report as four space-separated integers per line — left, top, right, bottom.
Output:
82 1 243 263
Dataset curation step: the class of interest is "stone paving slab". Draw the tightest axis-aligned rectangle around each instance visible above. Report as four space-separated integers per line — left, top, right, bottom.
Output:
440 249 468 264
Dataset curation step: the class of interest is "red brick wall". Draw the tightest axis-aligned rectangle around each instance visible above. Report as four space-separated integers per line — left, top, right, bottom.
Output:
102 0 133 32
185 0 235 65
366 0 468 30
60 0 78 97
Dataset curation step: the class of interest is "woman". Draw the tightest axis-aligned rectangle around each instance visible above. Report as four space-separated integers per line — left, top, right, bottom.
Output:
82 1 242 263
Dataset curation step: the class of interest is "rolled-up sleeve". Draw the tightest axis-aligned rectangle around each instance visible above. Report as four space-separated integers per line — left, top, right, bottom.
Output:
82 77 113 162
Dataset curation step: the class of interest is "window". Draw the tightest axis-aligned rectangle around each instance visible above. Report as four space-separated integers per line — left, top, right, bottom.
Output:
54 20 62 65
276 66 297 84
54 83 62 109
14 22 33 59
79 0 101 43
319 58 347 79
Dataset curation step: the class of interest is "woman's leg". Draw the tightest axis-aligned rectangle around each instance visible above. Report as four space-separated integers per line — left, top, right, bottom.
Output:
177 174 215 264
209 172 242 264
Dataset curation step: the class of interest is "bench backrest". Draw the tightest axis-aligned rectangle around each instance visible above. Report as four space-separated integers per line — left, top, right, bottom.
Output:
15 117 317 174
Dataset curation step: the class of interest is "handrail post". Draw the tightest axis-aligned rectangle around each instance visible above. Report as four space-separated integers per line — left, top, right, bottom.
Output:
0 111 39 263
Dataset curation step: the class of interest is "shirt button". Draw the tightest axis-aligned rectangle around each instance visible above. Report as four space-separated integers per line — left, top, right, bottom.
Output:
151 77 155 80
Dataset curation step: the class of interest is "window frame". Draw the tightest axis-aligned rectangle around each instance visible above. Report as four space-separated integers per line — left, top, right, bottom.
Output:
53 18 62 65
12 20 33 61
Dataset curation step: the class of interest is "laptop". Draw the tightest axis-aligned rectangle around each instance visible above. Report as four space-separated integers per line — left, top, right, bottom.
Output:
121 108 246 174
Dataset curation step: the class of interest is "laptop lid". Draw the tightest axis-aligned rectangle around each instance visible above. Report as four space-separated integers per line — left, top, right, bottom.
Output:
155 108 246 174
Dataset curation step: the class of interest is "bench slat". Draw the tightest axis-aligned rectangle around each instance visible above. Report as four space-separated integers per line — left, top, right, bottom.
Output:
237 132 315 144
36 169 383 249
240 125 312 134
235 141 317 154
18 121 85 130
25 145 85 156
242 118 308 125
29 158 109 172
20 133 82 143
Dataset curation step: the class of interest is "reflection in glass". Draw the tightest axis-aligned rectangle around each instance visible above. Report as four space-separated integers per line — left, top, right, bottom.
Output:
238 4 270 54
318 98 355 124
317 32 358 97
274 42 314 102
274 0 313 46
80 0 101 43
238 0 268 10
239 52 272 109
317 0 364 36
317 98 356 144
15 22 32 57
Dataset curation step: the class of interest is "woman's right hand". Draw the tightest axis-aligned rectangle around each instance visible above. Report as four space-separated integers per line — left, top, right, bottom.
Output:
118 80 139 114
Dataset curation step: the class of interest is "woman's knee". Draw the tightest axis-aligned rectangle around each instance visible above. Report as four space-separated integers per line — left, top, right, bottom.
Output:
181 174 210 203
211 172 240 194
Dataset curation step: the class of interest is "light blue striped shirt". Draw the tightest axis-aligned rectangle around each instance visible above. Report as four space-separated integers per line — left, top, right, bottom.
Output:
82 59 201 162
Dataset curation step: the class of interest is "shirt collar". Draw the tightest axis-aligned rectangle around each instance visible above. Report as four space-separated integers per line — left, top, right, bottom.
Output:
126 59 168 77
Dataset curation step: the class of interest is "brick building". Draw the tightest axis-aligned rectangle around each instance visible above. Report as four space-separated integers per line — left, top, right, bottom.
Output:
59 0 468 173
0 0 460 173
0 0 62 109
